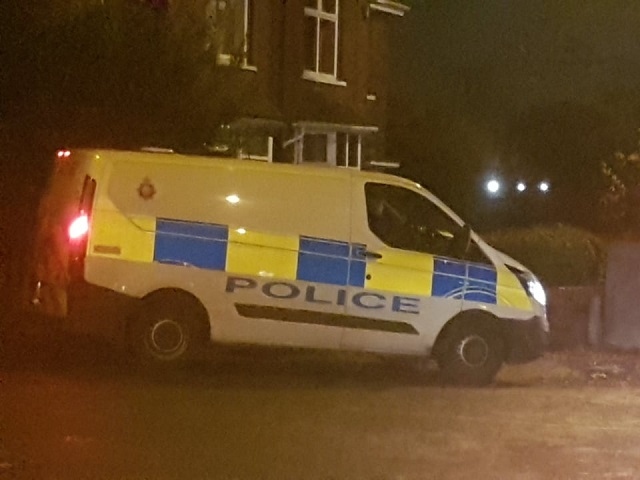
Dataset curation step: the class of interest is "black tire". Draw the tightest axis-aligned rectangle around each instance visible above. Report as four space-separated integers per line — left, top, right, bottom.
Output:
436 317 505 387
128 291 209 365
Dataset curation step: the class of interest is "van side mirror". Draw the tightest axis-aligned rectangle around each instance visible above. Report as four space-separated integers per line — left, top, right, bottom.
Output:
450 224 471 258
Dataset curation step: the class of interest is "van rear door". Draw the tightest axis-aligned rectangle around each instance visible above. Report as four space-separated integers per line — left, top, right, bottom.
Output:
31 150 101 317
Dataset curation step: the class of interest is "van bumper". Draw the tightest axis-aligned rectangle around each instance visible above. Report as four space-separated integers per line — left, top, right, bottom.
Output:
66 280 141 344
504 315 549 364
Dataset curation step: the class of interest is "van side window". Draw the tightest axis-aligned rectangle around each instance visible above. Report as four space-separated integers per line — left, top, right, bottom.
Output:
364 183 487 263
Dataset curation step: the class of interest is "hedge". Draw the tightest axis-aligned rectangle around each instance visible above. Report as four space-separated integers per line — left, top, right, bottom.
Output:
484 225 606 287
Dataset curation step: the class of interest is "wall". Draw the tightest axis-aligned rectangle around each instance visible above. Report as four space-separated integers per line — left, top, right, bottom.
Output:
547 286 602 350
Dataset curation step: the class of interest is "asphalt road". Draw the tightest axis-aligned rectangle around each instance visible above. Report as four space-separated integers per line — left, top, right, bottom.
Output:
2 321 640 480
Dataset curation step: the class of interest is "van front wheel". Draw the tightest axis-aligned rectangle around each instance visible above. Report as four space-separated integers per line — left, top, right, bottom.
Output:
436 318 505 386
128 291 209 365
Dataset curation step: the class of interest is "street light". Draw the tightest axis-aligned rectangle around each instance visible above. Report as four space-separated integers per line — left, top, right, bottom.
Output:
486 179 501 195
538 181 550 193
516 182 526 192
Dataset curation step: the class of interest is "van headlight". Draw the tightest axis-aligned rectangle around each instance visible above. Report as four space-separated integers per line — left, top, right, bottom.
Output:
527 278 547 306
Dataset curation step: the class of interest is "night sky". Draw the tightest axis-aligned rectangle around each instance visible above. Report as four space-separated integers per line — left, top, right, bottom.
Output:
391 1 640 227
398 2 640 112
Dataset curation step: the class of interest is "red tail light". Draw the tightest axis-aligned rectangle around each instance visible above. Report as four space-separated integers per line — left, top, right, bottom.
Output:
68 212 90 240
69 175 96 279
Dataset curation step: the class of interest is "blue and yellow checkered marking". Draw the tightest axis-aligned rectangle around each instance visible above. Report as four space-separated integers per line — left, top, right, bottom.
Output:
150 218 503 300
432 259 498 303
432 258 466 299
465 263 498 303
297 237 366 287
154 219 228 270
94 216 528 308
151 222 367 287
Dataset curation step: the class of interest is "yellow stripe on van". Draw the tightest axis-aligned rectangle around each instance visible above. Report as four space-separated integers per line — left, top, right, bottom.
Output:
365 249 433 296
226 228 298 279
496 267 533 311
90 211 156 263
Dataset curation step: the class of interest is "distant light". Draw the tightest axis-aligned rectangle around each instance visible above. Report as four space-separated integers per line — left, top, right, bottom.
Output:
236 228 246 235
486 179 501 195
225 194 240 204
538 181 550 193
57 150 71 158
516 182 526 192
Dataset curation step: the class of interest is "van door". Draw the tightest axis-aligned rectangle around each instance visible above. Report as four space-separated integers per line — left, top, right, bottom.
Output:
211 167 354 350
31 151 101 318
343 181 476 354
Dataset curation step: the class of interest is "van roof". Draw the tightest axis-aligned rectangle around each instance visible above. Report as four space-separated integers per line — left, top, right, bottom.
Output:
73 148 421 189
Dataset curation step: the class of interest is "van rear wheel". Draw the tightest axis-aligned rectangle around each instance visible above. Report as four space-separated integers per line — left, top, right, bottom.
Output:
129 291 209 365
436 317 505 386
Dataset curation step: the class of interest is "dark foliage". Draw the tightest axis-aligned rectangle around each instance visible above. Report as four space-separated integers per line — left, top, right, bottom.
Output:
485 225 606 287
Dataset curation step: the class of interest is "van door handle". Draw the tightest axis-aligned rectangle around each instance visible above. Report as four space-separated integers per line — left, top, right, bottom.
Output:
364 250 382 259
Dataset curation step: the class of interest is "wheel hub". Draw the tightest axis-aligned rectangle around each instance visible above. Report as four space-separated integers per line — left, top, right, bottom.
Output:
149 318 186 355
457 334 490 367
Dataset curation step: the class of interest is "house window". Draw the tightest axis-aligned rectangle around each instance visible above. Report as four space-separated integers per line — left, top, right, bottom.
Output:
303 0 344 85
206 0 255 68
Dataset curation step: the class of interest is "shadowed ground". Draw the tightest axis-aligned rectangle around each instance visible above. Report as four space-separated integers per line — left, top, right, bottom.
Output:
2 315 640 480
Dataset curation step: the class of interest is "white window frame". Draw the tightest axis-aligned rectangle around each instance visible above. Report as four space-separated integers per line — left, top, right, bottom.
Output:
239 136 274 162
303 0 345 86
338 133 363 169
368 0 410 17
240 0 254 69
289 122 378 169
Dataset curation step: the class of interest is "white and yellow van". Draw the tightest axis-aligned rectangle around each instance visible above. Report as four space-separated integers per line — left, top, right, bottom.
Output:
30 148 548 385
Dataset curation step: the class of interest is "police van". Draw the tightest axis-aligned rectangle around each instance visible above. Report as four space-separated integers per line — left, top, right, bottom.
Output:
30 148 548 385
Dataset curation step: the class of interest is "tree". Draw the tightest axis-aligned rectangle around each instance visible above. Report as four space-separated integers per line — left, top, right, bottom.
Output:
386 78 497 226
600 136 640 234
1 0 265 153
501 101 617 228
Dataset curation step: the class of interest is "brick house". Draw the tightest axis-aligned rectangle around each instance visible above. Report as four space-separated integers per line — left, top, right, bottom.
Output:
188 0 410 168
